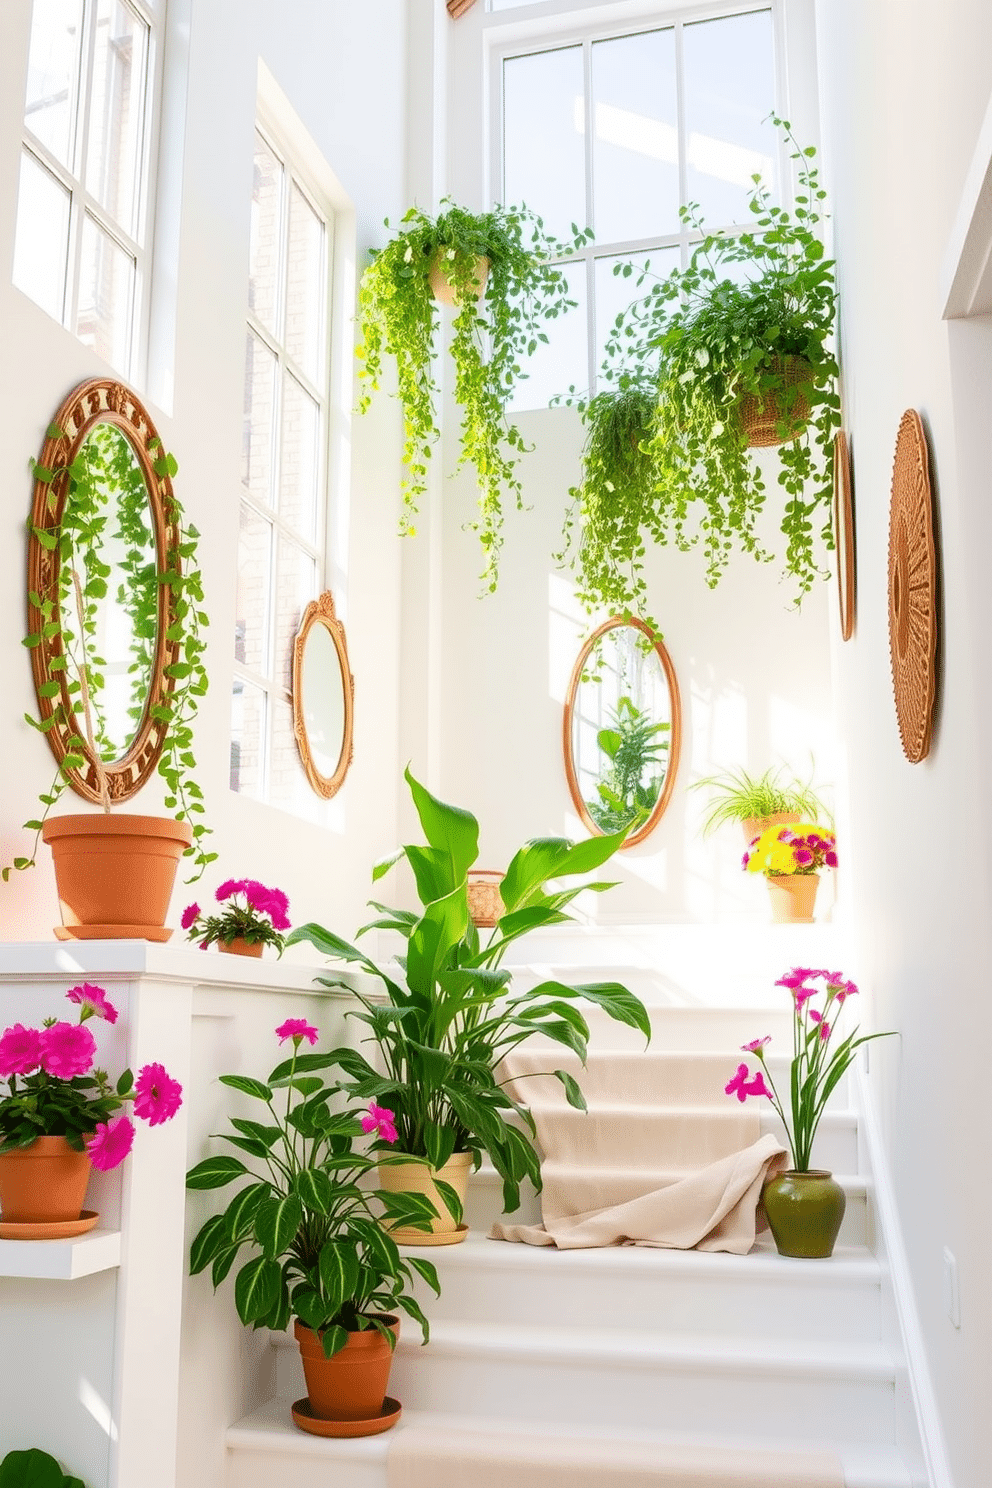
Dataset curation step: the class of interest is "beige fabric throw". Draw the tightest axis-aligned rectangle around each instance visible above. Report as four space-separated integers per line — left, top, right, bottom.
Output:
490 1047 788 1253
387 1426 845 1488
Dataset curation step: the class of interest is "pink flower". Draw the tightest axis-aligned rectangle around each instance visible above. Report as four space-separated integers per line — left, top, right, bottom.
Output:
793 847 813 867
743 1070 773 1099
85 1115 135 1171
725 1063 753 1103
809 1008 823 1022
216 879 246 901
65 984 118 1024
276 1018 319 1046
39 1022 96 1079
824 850 838 868
181 903 200 930
819 1022 831 1040
0 1024 43 1077
832 978 858 1003
361 1101 398 1143
133 1063 183 1125
793 987 819 1009
741 1036 772 1053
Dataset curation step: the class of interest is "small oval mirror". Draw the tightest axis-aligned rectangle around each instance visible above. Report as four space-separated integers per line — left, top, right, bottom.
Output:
292 591 354 798
563 616 681 847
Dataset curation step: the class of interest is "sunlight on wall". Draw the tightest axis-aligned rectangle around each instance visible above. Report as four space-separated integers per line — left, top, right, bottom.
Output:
79 1377 118 1440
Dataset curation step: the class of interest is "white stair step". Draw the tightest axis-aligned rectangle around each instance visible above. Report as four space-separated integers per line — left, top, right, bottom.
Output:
396 1230 882 1342
226 1400 914 1488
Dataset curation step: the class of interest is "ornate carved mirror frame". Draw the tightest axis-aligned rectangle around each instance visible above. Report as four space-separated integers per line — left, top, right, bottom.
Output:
291 591 355 799
27 378 182 805
563 615 682 849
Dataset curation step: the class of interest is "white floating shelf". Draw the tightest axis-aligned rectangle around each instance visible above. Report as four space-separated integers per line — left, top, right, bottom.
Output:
0 1227 121 1279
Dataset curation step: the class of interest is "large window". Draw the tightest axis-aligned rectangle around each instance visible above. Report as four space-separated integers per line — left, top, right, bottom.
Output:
13 0 160 379
231 124 334 819
498 5 779 406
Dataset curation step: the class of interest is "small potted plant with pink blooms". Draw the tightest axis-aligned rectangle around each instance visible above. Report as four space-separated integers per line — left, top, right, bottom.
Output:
181 877 290 958
742 821 837 923
186 1018 439 1437
726 965 894 1257
0 983 182 1236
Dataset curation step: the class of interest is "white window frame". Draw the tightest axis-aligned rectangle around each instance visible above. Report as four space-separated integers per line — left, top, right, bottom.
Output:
16 0 165 382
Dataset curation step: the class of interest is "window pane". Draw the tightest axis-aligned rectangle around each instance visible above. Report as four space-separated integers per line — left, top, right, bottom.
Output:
268 693 304 813
684 10 777 226
85 0 148 236
285 182 325 385
76 213 135 372
508 260 586 413
249 132 282 335
236 504 272 674
13 149 70 320
594 247 679 375
592 30 678 242
230 678 265 797
243 332 278 506
24 0 84 167
279 372 320 541
274 537 316 693
503 46 585 242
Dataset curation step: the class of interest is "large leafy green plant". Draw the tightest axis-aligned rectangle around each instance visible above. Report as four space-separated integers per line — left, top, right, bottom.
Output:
186 1023 439 1358
586 694 670 836
691 765 828 837
560 119 840 616
287 768 650 1219
357 200 591 592
0 1449 85 1488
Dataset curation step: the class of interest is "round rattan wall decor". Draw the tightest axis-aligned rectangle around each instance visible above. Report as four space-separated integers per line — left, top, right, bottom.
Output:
888 409 938 763
833 430 855 641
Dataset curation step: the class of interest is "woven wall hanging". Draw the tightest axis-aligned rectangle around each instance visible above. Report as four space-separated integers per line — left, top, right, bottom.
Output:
888 409 938 763
833 429 856 641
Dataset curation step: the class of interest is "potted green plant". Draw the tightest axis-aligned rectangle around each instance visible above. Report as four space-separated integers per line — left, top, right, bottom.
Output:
585 694 671 836
180 877 291 958
691 764 828 845
559 119 840 615
742 821 837 924
357 200 591 592
286 767 651 1244
727 966 893 1257
186 1020 439 1434
0 1448 85 1488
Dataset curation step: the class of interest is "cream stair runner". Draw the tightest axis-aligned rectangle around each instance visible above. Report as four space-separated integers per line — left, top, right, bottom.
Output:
491 1047 788 1253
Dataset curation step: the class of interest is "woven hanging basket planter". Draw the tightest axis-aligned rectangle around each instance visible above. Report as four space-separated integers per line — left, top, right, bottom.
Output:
736 356 814 448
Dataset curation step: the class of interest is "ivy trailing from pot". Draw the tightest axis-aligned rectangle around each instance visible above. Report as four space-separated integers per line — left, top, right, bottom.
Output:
559 119 840 617
356 200 592 592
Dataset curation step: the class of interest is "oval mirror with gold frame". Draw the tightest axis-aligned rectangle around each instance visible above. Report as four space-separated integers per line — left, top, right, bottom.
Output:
292 591 355 798
563 616 682 848
27 378 182 804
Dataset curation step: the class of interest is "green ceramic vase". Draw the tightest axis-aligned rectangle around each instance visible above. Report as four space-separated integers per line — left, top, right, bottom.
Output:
762 1169 846 1258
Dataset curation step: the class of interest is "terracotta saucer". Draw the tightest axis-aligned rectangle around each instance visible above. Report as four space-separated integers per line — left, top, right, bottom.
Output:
291 1396 402 1438
0 1209 100 1241
391 1222 469 1248
54 925 173 942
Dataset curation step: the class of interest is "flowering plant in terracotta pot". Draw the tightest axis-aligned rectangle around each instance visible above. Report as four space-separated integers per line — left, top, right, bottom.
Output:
742 821 837 876
186 1020 439 1427
0 984 182 1225
726 966 894 1257
181 878 291 957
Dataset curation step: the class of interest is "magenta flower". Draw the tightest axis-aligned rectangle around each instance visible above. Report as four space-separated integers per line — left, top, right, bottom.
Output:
181 903 200 930
85 1115 135 1171
824 850 838 868
133 1063 183 1125
724 1062 753 1103
66 984 118 1024
832 978 858 1003
276 1018 319 1046
39 1022 97 1079
793 986 819 1009
775 966 823 989
361 1101 398 1143
741 1036 772 1053
793 847 814 867
216 879 246 901
743 1070 773 1099
0 1024 43 1078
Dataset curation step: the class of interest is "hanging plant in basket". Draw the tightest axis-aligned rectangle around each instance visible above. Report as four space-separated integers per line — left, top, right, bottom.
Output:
559 119 840 617
357 200 591 592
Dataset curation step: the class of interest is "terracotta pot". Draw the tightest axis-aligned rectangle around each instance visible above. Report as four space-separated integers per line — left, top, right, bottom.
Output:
294 1317 397 1424
766 872 820 924
735 356 814 448
763 1169 846 1258
741 811 801 848
42 813 193 941
467 870 505 928
218 938 264 958
377 1150 472 1243
0 1135 91 1223
429 252 490 305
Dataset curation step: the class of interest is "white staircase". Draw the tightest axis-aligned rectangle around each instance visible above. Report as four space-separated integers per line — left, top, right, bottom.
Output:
224 947 928 1488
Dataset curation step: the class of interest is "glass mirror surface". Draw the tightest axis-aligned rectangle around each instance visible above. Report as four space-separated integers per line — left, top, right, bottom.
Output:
300 619 346 779
566 618 680 845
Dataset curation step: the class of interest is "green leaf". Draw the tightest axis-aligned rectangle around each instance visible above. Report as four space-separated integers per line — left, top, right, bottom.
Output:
404 765 479 883
554 1068 588 1110
189 1212 229 1275
0 1448 66 1488
234 1254 282 1324
254 1193 303 1259
319 1322 350 1359
296 1167 333 1214
318 1239 360 1314
186 1155 250 1189
406 883 469 997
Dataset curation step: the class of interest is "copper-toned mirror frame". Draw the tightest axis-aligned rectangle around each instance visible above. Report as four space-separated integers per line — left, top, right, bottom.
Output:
563 615 682 850
888 409 938 764
27 378 182 805
833 430 856 641
291 590 355 799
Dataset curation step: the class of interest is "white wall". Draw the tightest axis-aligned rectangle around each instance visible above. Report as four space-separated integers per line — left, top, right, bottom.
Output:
815 3 992 1485
0 0 412 950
